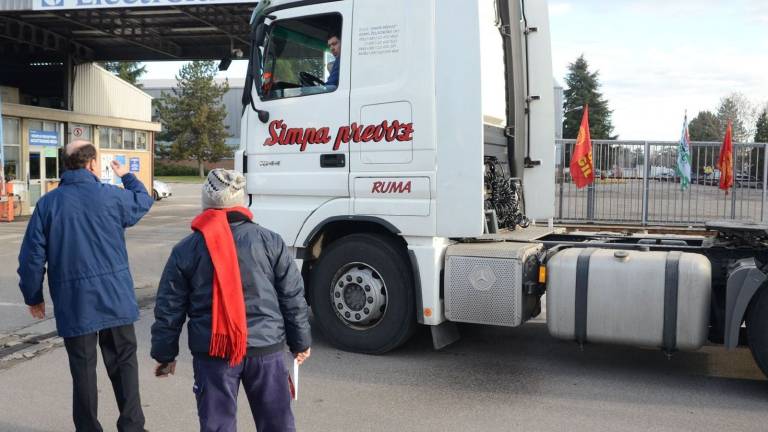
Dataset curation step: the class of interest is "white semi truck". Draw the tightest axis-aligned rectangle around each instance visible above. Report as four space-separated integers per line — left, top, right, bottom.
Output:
237 0 768 378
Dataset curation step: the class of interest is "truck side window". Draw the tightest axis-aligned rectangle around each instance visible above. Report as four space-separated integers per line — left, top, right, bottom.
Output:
261 13 343 101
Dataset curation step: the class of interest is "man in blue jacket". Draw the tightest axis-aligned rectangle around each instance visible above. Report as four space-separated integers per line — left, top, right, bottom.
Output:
18 140 153 432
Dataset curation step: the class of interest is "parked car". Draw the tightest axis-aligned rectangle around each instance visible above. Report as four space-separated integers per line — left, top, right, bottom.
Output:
655 172 678 182
735 174 763 189
153 180 173 200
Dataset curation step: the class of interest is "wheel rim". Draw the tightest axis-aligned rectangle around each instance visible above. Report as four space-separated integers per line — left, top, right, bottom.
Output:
330 262 388 329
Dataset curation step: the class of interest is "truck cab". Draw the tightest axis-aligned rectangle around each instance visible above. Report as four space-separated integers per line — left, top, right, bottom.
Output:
238 0 554 352
240 0 556 236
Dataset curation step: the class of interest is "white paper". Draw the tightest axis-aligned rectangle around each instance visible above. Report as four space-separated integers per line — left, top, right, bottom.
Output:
100 155 113 183
293 358 299 401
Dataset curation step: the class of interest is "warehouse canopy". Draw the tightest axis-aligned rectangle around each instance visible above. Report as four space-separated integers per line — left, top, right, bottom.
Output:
0 0 259 63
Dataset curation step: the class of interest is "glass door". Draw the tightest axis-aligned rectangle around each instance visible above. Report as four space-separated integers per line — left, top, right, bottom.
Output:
28 151 42 208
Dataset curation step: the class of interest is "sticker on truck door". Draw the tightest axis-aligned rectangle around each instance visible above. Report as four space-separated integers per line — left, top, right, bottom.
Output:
353 177 430 216
263 120 414 152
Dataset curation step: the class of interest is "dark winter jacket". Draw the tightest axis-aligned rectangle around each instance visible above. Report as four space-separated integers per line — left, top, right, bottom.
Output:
150 212 311 362
18 169 153 338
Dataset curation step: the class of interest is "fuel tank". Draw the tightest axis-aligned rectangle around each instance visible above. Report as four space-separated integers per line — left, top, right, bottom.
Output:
546 248 711 351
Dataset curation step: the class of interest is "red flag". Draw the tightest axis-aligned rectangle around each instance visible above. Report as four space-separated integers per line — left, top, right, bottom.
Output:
717 121 734 192
569 105 594 188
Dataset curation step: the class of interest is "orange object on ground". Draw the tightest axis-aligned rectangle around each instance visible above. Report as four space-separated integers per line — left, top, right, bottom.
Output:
0 183 14 222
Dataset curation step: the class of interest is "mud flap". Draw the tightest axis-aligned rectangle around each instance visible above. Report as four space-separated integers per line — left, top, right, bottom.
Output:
725 258 767 350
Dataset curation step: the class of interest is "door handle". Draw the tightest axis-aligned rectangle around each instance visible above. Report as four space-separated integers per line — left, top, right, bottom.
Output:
320 153 345 168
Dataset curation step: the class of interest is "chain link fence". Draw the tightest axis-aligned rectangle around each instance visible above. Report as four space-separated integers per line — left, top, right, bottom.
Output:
555 139 768 226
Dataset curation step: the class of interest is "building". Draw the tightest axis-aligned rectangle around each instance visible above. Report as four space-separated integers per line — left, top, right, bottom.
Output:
1 63 160 215
142 77 245 170
0 0 257 214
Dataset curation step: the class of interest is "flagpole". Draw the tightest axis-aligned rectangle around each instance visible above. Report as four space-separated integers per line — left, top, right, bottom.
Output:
0 92 5 198
730 122 737 218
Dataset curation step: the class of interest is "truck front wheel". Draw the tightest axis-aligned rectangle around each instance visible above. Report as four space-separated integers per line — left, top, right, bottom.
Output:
747 288 768 378
309 233 416 354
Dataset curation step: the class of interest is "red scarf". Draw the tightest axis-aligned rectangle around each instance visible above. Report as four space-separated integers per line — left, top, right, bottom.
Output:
191 207 253 366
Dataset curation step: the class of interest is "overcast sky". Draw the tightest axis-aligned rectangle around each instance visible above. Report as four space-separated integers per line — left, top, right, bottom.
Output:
549 0 768 140
143 0 768 141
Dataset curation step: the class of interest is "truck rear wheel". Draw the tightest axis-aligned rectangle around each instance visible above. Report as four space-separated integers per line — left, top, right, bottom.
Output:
746 288 768 378
309 233 416 354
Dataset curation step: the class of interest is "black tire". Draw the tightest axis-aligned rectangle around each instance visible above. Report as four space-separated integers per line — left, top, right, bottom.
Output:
153 190 161 201
309 233 416 354
747 288 768 378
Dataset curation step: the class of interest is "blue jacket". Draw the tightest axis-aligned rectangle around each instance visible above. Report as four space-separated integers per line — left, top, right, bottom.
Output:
151 213 311 363
18 169 153 338
326 57 340 87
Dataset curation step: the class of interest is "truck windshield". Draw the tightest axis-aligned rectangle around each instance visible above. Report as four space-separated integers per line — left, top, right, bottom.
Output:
261 13 342 100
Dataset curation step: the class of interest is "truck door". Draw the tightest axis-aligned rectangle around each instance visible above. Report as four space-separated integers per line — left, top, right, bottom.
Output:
242 2 352 244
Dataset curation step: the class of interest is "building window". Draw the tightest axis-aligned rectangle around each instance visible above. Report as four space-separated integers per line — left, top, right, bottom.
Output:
27 120 43 132
136 131 148 151
110 128 123 149
29 153 40 180
261 13 343 101
2 117 21 181
45 156 58 179
27 119 63 148
123 129 135 150
70 123 92 141
99 127 110 149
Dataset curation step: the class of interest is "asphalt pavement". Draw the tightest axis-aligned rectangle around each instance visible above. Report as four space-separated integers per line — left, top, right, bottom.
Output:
0 181 766 432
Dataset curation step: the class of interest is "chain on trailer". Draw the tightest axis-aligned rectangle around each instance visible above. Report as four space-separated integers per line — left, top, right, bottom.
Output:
484 156 530 231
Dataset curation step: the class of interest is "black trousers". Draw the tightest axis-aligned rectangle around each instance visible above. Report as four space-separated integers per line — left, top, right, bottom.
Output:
63 324 145 432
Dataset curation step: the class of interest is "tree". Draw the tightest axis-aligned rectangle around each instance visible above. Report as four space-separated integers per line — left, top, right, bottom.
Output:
716 92 755 143
688 111 722 141
687 110 722 175
562 55 615 140
101 62 147 87
755 108 768 143
156 61 231 177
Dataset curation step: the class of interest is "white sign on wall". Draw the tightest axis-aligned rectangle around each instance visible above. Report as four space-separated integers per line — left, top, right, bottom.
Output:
99 154 113 183
34 0 257 11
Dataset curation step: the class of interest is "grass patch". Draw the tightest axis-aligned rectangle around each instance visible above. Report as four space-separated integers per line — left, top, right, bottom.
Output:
155 176 205 184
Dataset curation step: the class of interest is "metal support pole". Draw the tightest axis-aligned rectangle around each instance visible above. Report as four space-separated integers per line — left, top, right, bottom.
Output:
642 141 650 225
558 142 564 220
64 53 73 112
731 145 738 219
762 144 767 222
587 183 595 221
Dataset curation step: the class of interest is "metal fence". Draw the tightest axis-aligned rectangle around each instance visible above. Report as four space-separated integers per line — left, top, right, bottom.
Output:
555 139 768 226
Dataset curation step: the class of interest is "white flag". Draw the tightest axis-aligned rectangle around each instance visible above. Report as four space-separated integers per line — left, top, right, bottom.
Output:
676 113 692 190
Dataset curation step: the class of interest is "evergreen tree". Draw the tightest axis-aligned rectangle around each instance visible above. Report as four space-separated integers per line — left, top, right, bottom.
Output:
716 93 754 143
685 111 722 175
101 62 147 86
562 55 615 140
755 108 768 143
688 110 722 141
156 61 231 177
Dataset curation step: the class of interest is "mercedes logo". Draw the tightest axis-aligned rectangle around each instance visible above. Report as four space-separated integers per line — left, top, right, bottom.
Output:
468 264 496 291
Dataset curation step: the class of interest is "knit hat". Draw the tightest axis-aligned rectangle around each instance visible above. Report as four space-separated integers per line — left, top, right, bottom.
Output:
202 169 246 209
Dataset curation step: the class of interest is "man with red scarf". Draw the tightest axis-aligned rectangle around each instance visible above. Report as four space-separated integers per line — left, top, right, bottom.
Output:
151 169 311 432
